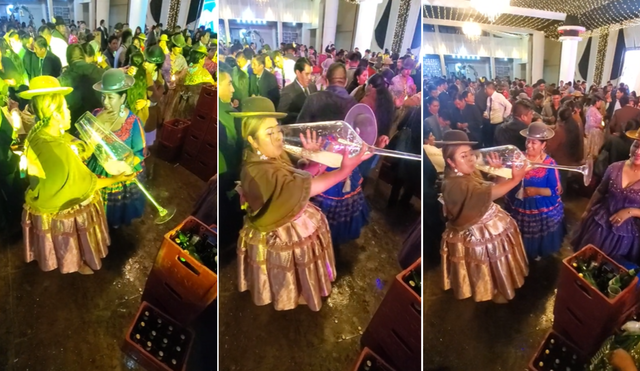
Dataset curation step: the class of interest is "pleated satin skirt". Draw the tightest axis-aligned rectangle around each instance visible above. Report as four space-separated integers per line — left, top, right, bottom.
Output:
441 203 529 302
237 203 336 312
22 192 110 273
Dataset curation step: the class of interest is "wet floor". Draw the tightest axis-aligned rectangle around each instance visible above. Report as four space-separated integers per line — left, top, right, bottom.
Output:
424 192 590 371
0 159 217 371
218 179 420 371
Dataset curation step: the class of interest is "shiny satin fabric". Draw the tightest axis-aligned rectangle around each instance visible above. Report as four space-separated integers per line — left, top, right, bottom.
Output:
22 192 110 273
237 203 336 312
441 203 529 302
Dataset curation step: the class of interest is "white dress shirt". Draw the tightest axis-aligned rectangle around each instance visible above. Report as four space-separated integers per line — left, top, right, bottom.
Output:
486 92 512 124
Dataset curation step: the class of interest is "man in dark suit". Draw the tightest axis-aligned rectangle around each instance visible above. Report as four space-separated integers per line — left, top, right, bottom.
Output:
98 19 109 50
277 57 316 124
25 36 62 79
609 95 640 135
452 92 483 147
249 54 280 108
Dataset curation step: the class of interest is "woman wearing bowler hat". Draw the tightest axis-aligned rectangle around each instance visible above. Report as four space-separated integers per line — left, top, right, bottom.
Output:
162 33 189 121
86 68 147 228
231 96 372 311
19 76 135 274
439 130 529 303
504 122 565 261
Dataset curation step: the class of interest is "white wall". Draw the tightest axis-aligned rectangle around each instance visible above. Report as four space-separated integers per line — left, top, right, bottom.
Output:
423 32 528 59
335 0 356 49
219 0 318 23
543 38 561 85
109 0 128 30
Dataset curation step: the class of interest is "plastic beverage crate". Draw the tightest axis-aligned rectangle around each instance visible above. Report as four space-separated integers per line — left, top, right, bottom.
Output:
361 258 421 371
122 301 194 371
156 141 183 163
142 217 217 325
351 347 396 371
527 329 588 371
553 244 640 356
159 119 191 147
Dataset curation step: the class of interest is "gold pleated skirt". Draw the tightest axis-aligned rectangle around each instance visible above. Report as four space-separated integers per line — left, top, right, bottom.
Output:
441 203 529 302
237 203 336 312
22 192 110 273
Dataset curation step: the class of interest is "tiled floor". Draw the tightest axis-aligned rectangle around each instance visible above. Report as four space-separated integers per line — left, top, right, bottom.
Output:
218 180 420 371
424 192 590 371
0 159 217 371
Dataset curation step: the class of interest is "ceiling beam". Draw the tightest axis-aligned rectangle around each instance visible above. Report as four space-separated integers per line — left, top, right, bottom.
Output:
422 0 567 21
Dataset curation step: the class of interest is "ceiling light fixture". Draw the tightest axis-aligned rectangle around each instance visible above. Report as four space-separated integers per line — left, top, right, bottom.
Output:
469 0 511 23
462 20 482 40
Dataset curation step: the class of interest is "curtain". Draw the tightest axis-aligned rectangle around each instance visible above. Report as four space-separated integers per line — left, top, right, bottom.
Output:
610 29 626 81
578 37 592 81
375 0 392 50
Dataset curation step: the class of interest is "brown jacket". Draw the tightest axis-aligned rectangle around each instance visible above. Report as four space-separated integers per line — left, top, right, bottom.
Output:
609 105 640 135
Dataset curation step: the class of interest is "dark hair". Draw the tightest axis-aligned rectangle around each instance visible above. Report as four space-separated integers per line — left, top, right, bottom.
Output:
188 48 207 65
242 48 253 60
625 119 640 133
558 107 584 163
533 93 544 101
225 56 238 69
218 61 233 79
34 36 48 49
38 25 50 36
366 73 395 136
460 91 472 101
127 52 147 115
100 19 104 25
426 96 439 107
620 95 630 106
551 89 561 96
486 82 496 89
513 100 533 117
108 35 119 44
347 66 368 93
121 29 133 44
252 54 266 67
66 43 85 63
294 57 312 73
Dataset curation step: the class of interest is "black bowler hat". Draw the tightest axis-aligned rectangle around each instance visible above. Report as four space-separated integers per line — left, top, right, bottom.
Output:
229 97 286 119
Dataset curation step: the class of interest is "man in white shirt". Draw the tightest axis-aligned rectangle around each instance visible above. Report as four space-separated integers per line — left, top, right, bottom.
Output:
483 82 512 147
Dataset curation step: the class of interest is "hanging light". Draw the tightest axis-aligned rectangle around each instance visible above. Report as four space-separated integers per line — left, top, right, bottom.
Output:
469 0 510 23
462 21 481 41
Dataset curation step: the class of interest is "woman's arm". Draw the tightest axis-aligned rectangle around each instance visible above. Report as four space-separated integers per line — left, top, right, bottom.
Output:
309 147 372 196
96 173 136 189
491 164 527 200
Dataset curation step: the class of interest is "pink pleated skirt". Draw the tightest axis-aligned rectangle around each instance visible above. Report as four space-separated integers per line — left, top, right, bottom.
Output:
237 203 336 311
441 203 529 302
22 192 111 273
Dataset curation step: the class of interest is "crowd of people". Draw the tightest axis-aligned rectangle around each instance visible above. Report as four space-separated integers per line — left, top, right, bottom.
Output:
217 40 422 311
0 14 217 275
424 72 640 304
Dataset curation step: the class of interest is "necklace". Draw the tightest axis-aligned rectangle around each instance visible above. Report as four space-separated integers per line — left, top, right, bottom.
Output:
629 161 640 173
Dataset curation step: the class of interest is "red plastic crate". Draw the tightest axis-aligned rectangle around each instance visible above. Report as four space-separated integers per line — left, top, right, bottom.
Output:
528 330 588 371
121 301 194 371
189 110 212 137
142 217 217 325
351 347 396 371
361 258 421 371
553 244 640 356
156 141 182 163
198 139 217 162
204 122 217 143
195 86 217 115
159 119 191 147
181 132 202 158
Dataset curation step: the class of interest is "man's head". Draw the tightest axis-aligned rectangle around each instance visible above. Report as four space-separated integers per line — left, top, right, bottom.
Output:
199 31 211 45
235 50 248 68
38 26 51 42
454 94 466 110
533 93 544 107
294 57 312 88
536 79 546 91
251 54 266 76
100 20 105 26
108 35 119 52
121 29 133 47
218 62 234 103
513 100 534 125
617 87 627 100
327 63 347 87
428 84 438 98
20 31 33 51
33 36 48 58
620 95 631 107
486 82 496 96
461 91 474 105
552 89 561 105
436 78 446 93
426 96 440 116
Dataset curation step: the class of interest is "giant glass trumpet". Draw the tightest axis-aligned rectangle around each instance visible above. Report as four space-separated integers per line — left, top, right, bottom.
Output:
75 112 176 224
475 145 593 186
280 121 421 168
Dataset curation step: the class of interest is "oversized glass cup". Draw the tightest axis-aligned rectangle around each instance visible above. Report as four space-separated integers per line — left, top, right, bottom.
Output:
474 145 593 186
280 120 421 168
75 112 176 224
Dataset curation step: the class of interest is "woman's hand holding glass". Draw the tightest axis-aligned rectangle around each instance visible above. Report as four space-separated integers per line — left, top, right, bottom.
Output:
299 129 325 152
340 145 373 174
